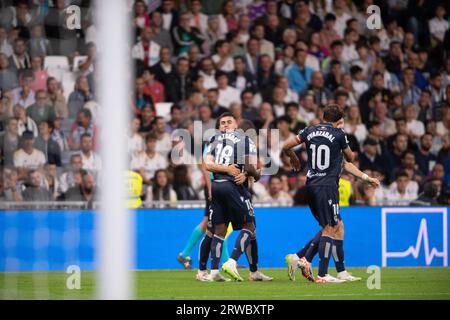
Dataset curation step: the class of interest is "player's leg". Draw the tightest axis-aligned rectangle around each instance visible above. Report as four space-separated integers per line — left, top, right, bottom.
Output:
178 216 208 269
196 228 213 281
287 231 321 282
315 186 345 283
221 223 233 262
333 220 361 282
246 228 273 282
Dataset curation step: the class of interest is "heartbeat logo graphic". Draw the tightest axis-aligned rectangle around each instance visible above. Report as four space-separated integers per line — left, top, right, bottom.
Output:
382 208 448 267
386 219 445 265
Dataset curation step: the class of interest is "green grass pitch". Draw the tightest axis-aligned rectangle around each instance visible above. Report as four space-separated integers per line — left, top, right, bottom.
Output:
1 267 450 300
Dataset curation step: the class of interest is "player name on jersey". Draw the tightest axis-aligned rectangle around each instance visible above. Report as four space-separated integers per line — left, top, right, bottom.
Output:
217 132 242 143
306 130 336 142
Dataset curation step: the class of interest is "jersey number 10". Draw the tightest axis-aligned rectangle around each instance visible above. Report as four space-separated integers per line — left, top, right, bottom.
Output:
310 144 330 170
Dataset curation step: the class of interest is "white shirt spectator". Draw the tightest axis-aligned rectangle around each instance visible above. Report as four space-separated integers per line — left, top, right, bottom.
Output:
198 71 217 89
260 191 293 206
406 119 425 138
342 43 358 63
429 17 449 42
128 133 145 156
131 41 161 67
81 152 102 172
156 133 172 157
344 123 367 143
13 148 45 169
12 88 35 109
334 11 352 37
436 121 449 137
305 55 320 72
0 38 13 57
131 151 168 182
218 86 241 108
17 116 38 137
352 79 369 99
212 54 234 72
386 181 419 206
298 107 316 124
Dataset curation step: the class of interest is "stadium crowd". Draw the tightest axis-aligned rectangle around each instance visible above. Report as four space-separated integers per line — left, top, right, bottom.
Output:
0 0 449 207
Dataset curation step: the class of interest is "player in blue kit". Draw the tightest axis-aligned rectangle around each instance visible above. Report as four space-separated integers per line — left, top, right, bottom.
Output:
202 113 272 282
282 104 380 283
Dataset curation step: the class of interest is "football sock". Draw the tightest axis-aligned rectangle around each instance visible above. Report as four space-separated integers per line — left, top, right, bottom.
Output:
332 239 345 273
318 235 333 277
210 235 224 270
245 238 258 272
198 233 212 271
304 231 322 262
221 238 230 262
296 231 321 262
230 229 252 261
181 225 205 258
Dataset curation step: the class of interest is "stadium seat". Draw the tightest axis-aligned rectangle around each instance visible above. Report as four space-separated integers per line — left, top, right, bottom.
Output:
44 56 70 71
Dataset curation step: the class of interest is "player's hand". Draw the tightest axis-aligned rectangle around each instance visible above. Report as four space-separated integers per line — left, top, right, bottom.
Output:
290 155 301 172
367 177 381 188
227 164 241 176
234 172 247 185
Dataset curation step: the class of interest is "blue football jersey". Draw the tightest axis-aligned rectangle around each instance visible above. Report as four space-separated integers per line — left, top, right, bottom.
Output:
298 122 349 187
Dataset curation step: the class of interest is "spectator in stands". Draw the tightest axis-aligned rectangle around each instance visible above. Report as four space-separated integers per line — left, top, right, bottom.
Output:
13 131 45 179
131 132 168 185
286 102 306 134
133 76 154 114
354 179 377 206
43 162 60 200
60 170 97 204
172 11 205 56
261 175 293 206
60 154 83 194
13 103 37 137
173 164 199 200
28 24 52 57
359 138 385 172
404 104 425 139
22 170 52 202
286 48 313 94
142 67 165 104
153 116 172 157
29 56 48 92
34 120 61 167
415 133 437 176
68 76 94 119
152 47 175 85
165 57 192 103
12 71 35 109
46 77 68 119
9 38 30 71
145 168 177 207
1 168 23 202
0 117 20 167
128 117 145 157
150 11 174 54
68 109 98 151
344 105 367 143
386 171 419 206
26 90 55 124
79 133 102 174
0 53 18 90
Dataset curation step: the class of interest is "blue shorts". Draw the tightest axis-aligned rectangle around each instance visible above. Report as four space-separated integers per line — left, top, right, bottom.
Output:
306 185 341 227
208 180 254 231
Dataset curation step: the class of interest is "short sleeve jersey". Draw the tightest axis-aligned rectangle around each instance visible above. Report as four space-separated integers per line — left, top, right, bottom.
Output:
298 122 349 186
206 130 257 183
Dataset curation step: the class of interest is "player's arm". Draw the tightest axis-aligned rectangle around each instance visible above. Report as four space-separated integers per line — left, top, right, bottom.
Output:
343 160 380 188
342 147 354 163
244 154 261 182
204 154 241 176
200 161 212 200
282 135 302 171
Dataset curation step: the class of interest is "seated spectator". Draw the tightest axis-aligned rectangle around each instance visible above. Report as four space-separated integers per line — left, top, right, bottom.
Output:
42 162 61 200
68 76 94 120
165 57 193 103
68 109 99 151
216 70 240 108
142 67 165 104
13 131 46 180
286 103 307 134
153 116 172 157
131 132 168 185
286 48 313 94
46 77 68 119
1 168 23 202
150 11 174 54
261 175 293 206
173 164 199 200
34 120 61 167
60 154 83 194
128 117 145 157
79 133 102 174
29 56 48 92
415 133 437 176
359 138 385 172
172 11 205 56
228 55 257 93
386 171 419 206
353 179 377 206
298 92 317 124
9 38 31 71
25 90 55 125
198 104 215 137
152 47 175 85
145 168 177 207
0 53 18 91
60 170 97 204
12 71 35 109
411 181 440 206
344 105 367 143
133 76 154 115
22 170 52 202
0 117 20 166
132 27 161 69
404 104 425 139
206 88 228 119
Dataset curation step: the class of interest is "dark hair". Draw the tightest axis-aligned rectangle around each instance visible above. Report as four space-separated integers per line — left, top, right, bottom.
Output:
170 104 181 113
323 104 344 122
286 102 299 110
396 171 409 180
330 40 343 48
324 13 336 21
217 112 235 123
350 65 363 75
152 169 171 201
269 175 282 184
214 70 228 80
146 132 157 142
173 164 190 186
80 133 92 140
79 108 92 119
